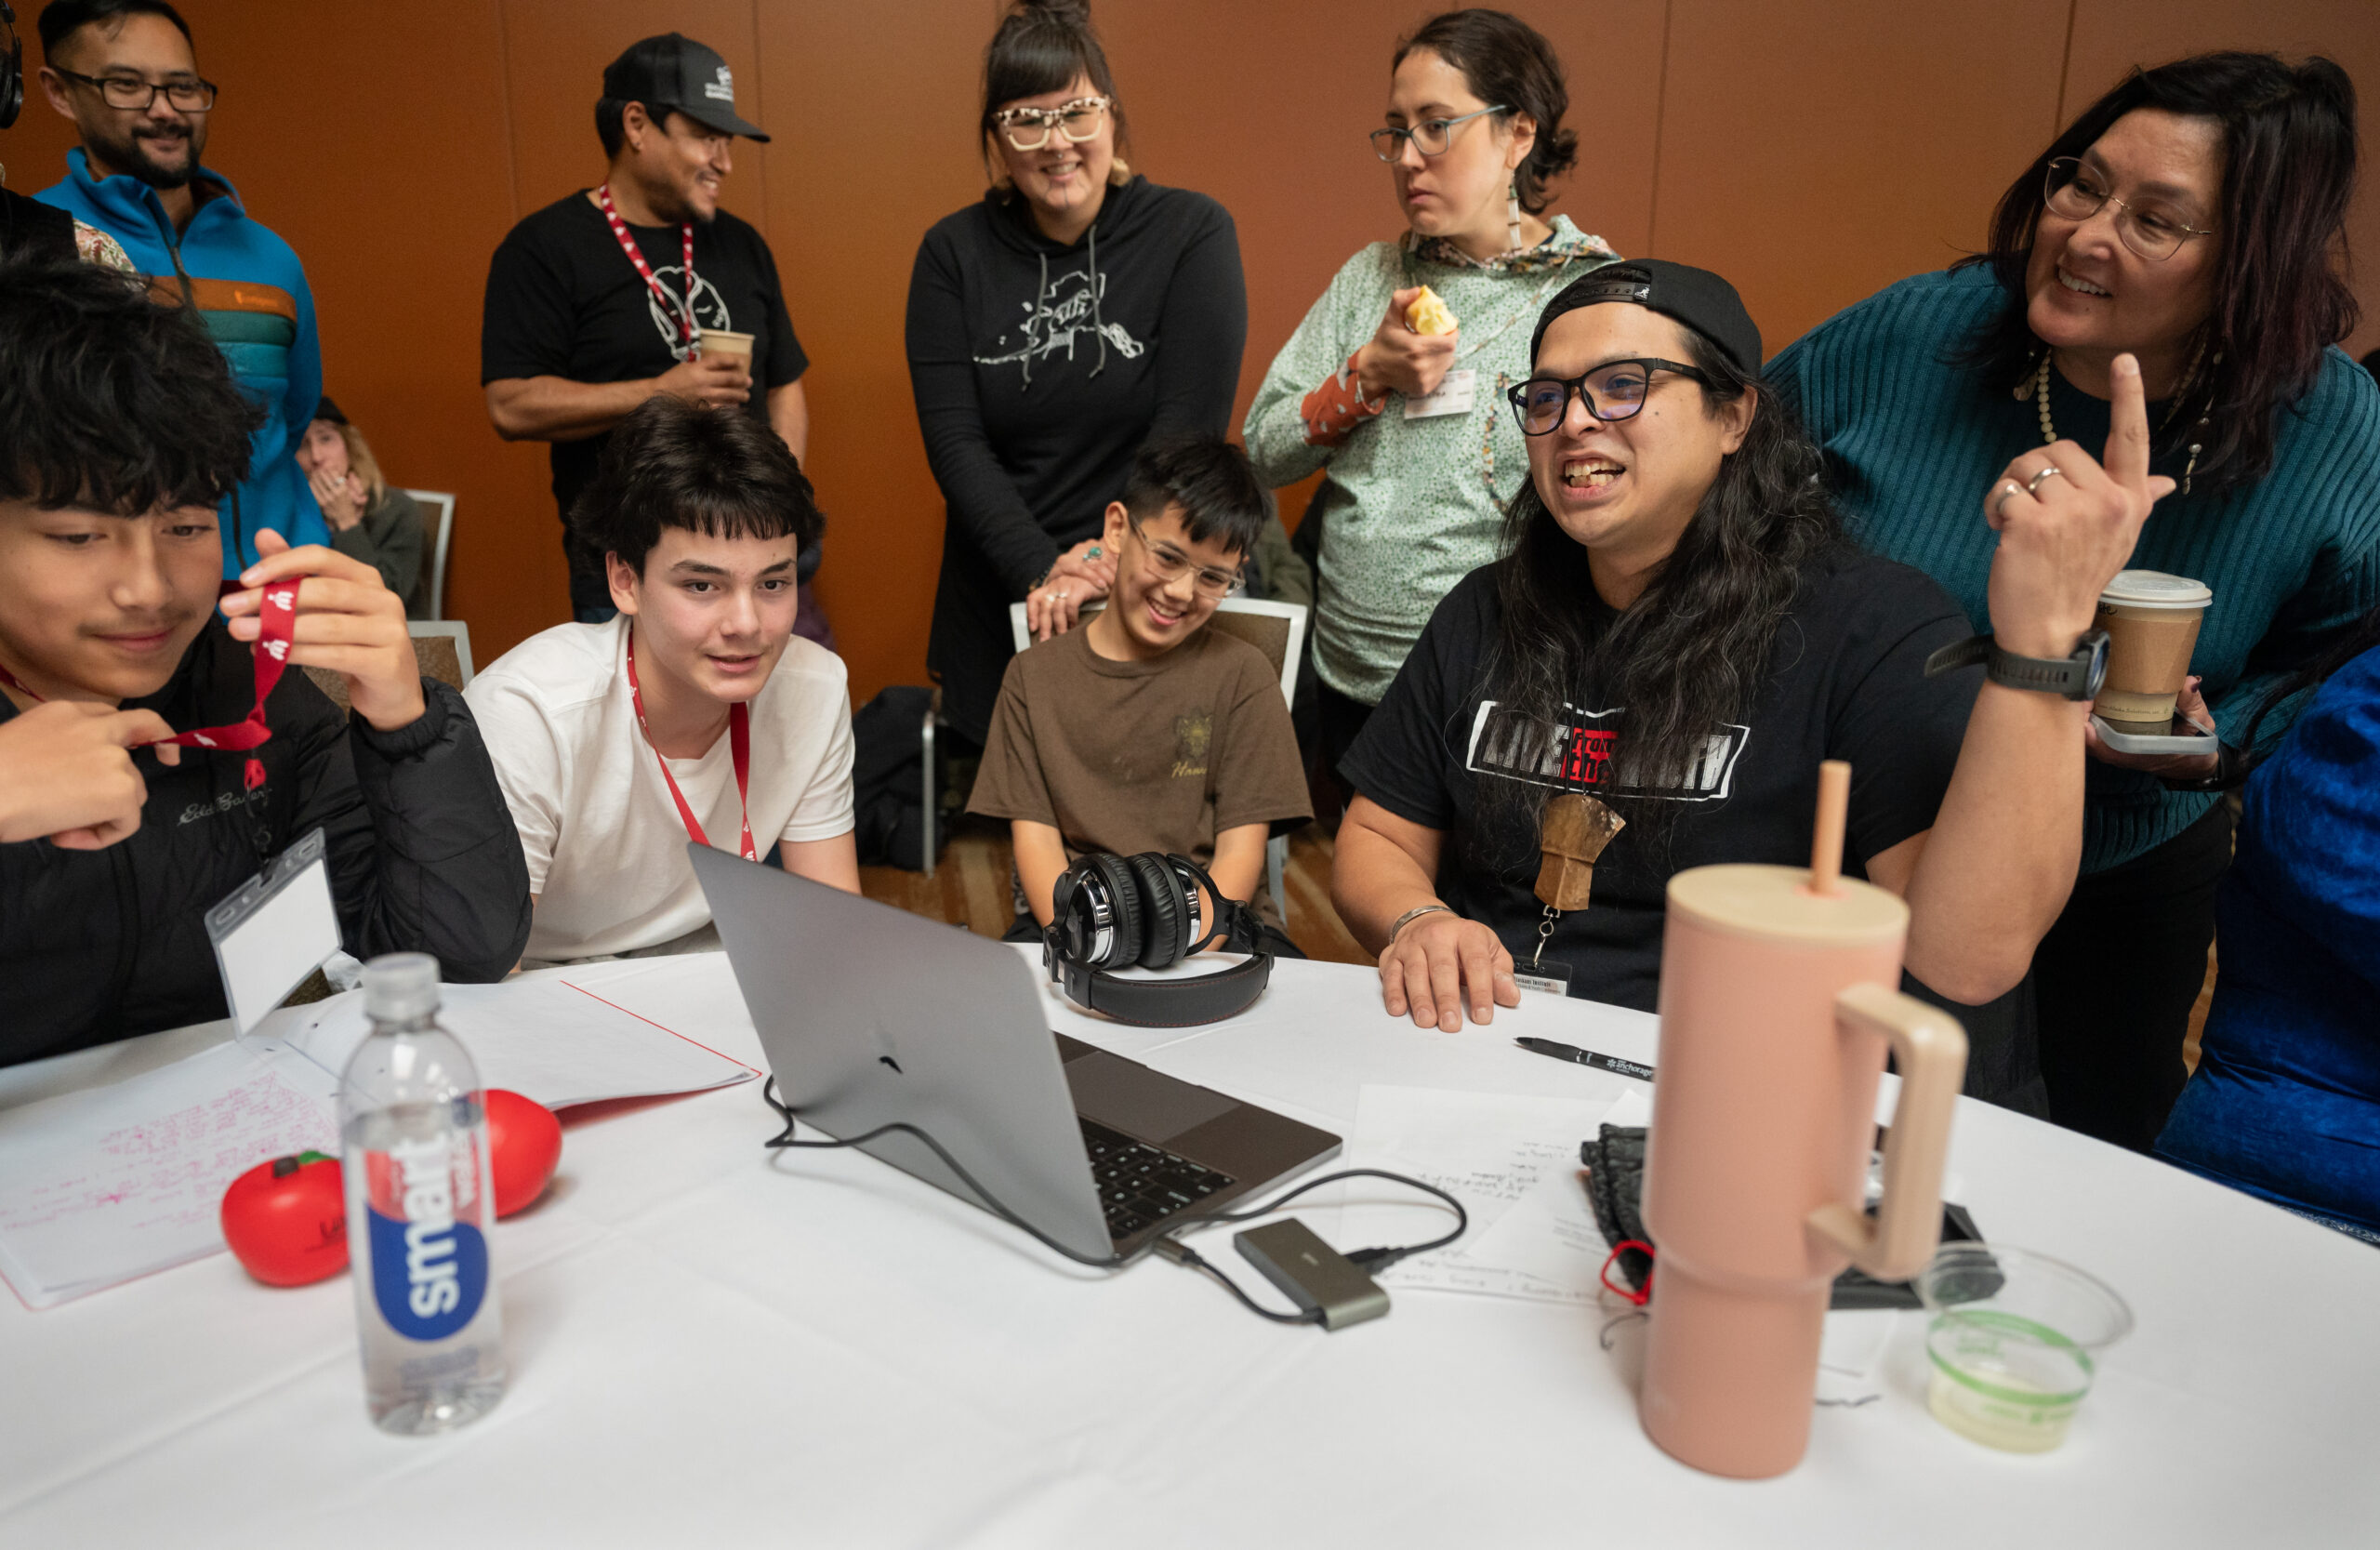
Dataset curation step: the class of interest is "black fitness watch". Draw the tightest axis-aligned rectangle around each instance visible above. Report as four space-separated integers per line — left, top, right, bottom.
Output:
1922 630 2109 700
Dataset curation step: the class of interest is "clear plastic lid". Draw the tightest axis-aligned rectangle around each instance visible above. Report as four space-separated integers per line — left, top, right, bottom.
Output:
361 952 442 1022
2098 570 2213 609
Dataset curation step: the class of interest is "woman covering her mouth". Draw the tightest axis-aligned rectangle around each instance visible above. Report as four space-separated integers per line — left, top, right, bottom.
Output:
1243 8 1620 827
1766 52 2380 1151
904 0 1256 759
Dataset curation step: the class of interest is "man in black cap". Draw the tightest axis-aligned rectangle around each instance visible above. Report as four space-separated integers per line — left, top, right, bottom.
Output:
1330 260 2175 1117
481 33 811 623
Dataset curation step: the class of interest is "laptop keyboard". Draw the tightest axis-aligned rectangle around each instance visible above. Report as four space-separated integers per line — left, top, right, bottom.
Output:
1079 1118 1236 1240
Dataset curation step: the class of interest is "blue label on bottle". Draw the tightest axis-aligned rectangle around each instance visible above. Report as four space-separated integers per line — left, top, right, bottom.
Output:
363 1134 490 1342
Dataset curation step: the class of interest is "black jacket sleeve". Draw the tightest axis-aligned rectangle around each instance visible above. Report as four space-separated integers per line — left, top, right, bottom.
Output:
1149 200 1247 439
905 223 1065 596
300 680 532 981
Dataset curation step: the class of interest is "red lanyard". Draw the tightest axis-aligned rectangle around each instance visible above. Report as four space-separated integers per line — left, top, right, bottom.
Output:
0 583 298 792
625 631 755 862
595 183 696 346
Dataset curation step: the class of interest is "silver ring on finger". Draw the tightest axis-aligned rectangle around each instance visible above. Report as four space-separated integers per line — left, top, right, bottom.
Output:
1993 480 2025 519
2026 465 2067 497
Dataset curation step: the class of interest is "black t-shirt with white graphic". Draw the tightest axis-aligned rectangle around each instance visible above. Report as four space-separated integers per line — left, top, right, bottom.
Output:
482 192 807 536
1343 547 2047 1101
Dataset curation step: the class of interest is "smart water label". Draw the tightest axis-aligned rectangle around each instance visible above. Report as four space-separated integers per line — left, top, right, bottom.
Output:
206 828 338 1033
1403 367 1477 419
363 1126 491 1342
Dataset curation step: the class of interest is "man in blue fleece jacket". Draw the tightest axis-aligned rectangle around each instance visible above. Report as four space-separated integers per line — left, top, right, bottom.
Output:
33 0 324 575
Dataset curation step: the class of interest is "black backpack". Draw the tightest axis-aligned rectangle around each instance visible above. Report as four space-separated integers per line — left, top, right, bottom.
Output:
849 686 937 869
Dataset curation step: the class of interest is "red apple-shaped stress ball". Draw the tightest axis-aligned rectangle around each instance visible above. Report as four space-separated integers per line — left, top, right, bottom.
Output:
220 1151 348 1286
484 1089 562 1217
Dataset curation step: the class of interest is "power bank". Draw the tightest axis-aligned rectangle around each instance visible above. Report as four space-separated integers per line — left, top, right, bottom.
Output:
1234 1218 1390 1331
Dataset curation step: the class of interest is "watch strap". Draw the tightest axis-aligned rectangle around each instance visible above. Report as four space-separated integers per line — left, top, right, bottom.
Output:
1924 632 2104 700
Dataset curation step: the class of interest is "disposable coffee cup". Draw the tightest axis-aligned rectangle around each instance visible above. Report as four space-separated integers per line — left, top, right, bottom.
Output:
2093 570 2212 730
696 329 755 370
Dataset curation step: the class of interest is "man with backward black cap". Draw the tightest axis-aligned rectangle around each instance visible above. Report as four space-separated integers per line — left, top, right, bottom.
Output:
482 33 814 625
1332 260 2172 1112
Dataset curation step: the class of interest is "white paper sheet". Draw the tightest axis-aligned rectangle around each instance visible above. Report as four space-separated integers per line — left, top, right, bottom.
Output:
259 974 759 1110
0 1040 338 1308
1335 1085 1618 1305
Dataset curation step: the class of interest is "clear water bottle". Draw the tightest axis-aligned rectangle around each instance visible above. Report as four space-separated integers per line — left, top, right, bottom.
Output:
340 952 507 1435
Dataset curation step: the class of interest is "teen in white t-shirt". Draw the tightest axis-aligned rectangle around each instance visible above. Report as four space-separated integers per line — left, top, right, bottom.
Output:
465 397 857 962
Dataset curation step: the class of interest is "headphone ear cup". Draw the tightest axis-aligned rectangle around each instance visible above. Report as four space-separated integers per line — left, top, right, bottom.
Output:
1087 853 1144 969
1126 852 1189 969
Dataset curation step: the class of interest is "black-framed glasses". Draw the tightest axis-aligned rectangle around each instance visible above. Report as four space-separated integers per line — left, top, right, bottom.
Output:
1368 104 1507 163
993 95 1110 152
52 68 218 112
1126 513 1243 597
1507 358 1710 435
2043 157 2215 261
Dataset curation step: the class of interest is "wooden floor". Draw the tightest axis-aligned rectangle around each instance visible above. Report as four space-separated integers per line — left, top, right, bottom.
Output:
860 817 1371 967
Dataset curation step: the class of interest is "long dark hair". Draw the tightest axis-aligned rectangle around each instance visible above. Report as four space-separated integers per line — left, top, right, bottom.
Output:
1959 51 2359 497
1393 9 1578 217
978 0 1128 181
1487 329 1843 850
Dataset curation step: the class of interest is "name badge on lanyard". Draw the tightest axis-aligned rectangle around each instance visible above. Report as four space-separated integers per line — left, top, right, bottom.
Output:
1403 367 1476 420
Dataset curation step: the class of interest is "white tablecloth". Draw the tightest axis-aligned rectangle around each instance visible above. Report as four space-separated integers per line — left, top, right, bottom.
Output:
5 950 2373 1548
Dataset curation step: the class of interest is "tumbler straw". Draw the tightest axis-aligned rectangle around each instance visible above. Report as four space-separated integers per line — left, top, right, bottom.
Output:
1807 760 1850 897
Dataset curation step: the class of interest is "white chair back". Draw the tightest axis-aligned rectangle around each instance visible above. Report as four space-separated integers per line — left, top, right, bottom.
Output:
402 489 457 621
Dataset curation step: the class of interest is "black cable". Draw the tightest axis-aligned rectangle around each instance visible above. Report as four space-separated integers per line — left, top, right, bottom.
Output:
759 1081 1470 1311
760 1078 1133 1269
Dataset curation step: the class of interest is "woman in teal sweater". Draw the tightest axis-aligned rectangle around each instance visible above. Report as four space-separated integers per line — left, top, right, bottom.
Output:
1768 53 2379 1151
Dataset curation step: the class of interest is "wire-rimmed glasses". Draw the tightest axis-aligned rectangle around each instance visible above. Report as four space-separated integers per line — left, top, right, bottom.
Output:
1127 513 1243 597
1506 358 1711 435
1369 104 1507 163
994 95 1111 152
52 68 218 112
2043 157 2216 261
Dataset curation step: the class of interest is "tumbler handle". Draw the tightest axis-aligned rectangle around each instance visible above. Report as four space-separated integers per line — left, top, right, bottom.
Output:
1805 981 1968 1281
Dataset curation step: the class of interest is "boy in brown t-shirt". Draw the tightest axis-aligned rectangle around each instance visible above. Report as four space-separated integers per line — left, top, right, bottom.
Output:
970 436 1311 952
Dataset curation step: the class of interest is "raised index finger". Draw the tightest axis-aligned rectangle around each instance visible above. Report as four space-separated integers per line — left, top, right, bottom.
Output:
2102 353 2151 495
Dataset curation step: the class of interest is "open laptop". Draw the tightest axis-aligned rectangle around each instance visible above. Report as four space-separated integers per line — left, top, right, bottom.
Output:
689 845 1342 1262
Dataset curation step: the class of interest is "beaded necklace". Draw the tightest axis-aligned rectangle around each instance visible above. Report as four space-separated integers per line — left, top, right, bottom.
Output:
2022 346 2216 495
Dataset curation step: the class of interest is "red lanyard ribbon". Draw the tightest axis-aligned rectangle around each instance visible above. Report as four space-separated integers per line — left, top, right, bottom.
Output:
595 182 696 347
625 631 756 862
0 583 298 791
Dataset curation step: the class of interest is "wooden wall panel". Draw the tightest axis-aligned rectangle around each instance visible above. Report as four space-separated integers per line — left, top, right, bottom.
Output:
8 1 2376 700
2063 0 2380 360
1648 0 2073 354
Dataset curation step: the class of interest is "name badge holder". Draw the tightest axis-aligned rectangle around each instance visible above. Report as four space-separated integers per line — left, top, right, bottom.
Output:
206 828 341 1034
1402 367 1477 420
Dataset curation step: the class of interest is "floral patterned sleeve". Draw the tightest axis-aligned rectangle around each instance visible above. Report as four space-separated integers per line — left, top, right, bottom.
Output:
74 220 136 274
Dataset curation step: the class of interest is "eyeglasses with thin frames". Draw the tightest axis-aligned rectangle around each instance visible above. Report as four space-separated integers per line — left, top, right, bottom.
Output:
1369 105 1507 163
993 95 1110 152
1127 513 1243 597
52 68 217 113
1506 358 1712 436
2042 157 2216 261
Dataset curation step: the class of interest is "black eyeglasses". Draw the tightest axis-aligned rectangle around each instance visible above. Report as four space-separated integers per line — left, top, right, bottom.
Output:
1507 358 1710 435
53 68 218 112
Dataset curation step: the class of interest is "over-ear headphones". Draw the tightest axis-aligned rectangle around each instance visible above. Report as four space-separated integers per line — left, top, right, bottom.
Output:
2 3 22 132
1043 851 1272 1027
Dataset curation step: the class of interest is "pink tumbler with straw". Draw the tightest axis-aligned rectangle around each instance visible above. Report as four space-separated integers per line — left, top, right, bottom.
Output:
1637 762 1968 1478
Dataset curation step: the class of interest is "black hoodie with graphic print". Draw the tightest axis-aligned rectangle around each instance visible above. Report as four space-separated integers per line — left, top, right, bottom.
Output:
905 175 1246 746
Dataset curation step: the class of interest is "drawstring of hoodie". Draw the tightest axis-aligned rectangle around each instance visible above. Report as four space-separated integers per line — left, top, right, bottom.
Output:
1022 250 1050 391
1087 219 1107 379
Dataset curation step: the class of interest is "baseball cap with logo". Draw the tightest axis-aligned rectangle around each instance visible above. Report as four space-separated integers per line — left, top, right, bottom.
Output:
602 33 769 142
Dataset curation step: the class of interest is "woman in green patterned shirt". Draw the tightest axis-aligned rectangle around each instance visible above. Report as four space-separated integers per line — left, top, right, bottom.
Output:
1244 8 1619 804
